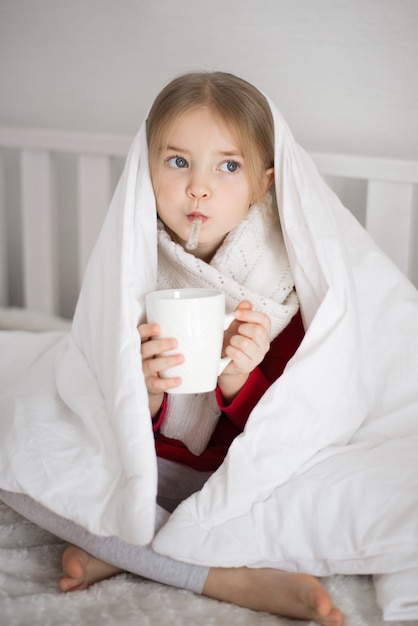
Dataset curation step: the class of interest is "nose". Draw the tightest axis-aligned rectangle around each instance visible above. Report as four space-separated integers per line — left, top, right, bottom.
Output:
188 188 209 199
186 173 211 200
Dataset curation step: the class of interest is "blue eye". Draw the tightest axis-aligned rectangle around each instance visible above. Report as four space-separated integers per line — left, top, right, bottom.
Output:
167 156 188 169
220 160 240 173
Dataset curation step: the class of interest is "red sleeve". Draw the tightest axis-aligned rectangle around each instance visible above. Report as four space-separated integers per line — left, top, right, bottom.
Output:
152 394 167 432
215 367 270 430
215 310 304 431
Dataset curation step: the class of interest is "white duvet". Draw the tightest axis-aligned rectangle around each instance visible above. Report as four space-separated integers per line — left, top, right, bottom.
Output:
1 101 417 620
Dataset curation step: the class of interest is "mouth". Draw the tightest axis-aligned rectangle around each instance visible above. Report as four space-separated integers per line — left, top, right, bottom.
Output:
187 212 207 222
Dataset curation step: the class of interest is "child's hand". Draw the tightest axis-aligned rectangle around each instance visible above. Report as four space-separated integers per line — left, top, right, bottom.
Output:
137 323 184 418
218 301 271 402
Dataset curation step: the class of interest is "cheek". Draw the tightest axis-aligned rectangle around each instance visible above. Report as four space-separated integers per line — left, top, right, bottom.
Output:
154 182 171 208
154 184 179 223
156 177 180 200
237 185 253 209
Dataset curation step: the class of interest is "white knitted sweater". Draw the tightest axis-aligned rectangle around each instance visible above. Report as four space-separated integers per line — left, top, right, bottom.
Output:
156 202 299 454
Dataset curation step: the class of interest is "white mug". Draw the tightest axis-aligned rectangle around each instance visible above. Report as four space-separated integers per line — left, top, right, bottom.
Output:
145 288 234 394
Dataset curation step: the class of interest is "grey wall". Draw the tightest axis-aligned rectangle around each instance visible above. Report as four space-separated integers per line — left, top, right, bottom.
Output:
1 0 417 158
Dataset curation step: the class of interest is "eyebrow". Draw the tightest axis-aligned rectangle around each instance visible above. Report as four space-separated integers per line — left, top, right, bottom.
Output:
165 145 186 153
165 144 244 158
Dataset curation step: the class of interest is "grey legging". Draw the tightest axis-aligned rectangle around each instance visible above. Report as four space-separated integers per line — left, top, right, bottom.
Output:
0 457 211 593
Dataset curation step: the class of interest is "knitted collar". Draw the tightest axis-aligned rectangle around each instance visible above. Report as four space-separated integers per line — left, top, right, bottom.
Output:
157 202 298 340
156 201 299 455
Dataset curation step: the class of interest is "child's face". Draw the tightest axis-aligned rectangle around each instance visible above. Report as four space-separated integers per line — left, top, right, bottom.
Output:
152 107 254 261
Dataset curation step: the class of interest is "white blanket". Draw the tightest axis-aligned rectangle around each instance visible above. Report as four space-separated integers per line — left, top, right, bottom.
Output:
1 100 418 620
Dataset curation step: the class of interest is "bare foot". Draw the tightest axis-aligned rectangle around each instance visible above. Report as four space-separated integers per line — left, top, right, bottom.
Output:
203 567 343 626
59 545 124 592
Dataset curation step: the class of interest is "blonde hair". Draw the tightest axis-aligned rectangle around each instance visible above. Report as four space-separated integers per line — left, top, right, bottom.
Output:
146 71 274 204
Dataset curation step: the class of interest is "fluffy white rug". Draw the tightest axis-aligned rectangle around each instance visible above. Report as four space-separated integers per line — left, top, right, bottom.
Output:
0 500 416 626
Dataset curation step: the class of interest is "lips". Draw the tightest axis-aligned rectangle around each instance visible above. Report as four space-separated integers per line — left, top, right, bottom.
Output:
187 212 207 222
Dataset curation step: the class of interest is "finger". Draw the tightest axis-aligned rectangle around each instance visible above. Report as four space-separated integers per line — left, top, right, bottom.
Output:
144 353 183 393
223 343 255 373
138 322 160 342
146 373 182 395
234 308 271 332
233 322 270 348
223 302 252 349
235 300 253 312
143 353 184 377
228 334 265 362
141 336 178 361
227 328 270 369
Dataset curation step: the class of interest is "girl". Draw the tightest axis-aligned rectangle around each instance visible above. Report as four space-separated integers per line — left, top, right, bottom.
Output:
1 71 417 624
58 72 343 624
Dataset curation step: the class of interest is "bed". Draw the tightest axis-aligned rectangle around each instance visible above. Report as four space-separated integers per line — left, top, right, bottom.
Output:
0 126 417 626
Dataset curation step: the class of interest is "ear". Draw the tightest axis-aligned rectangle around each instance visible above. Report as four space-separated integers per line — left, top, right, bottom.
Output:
262 167 275 194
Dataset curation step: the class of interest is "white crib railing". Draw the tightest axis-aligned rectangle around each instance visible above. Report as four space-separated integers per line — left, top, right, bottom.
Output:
0 126 417 318
0 127 131 317
310 152 418 282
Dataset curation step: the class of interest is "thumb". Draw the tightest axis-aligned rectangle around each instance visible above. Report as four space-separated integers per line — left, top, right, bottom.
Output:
235 300 252 312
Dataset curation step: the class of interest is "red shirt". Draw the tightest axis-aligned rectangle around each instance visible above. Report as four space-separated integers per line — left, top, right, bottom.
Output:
153 310 305 472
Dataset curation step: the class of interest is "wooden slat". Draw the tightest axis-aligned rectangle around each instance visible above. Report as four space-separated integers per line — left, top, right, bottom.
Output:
77 155 111 281
0 153 7 306
311 152 418 184
366 180 415 277
0 126 131 158
1 127 417 316
21 149 57 314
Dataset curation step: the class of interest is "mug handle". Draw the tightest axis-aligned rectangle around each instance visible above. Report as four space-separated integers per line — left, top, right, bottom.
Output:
218 312 235 375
